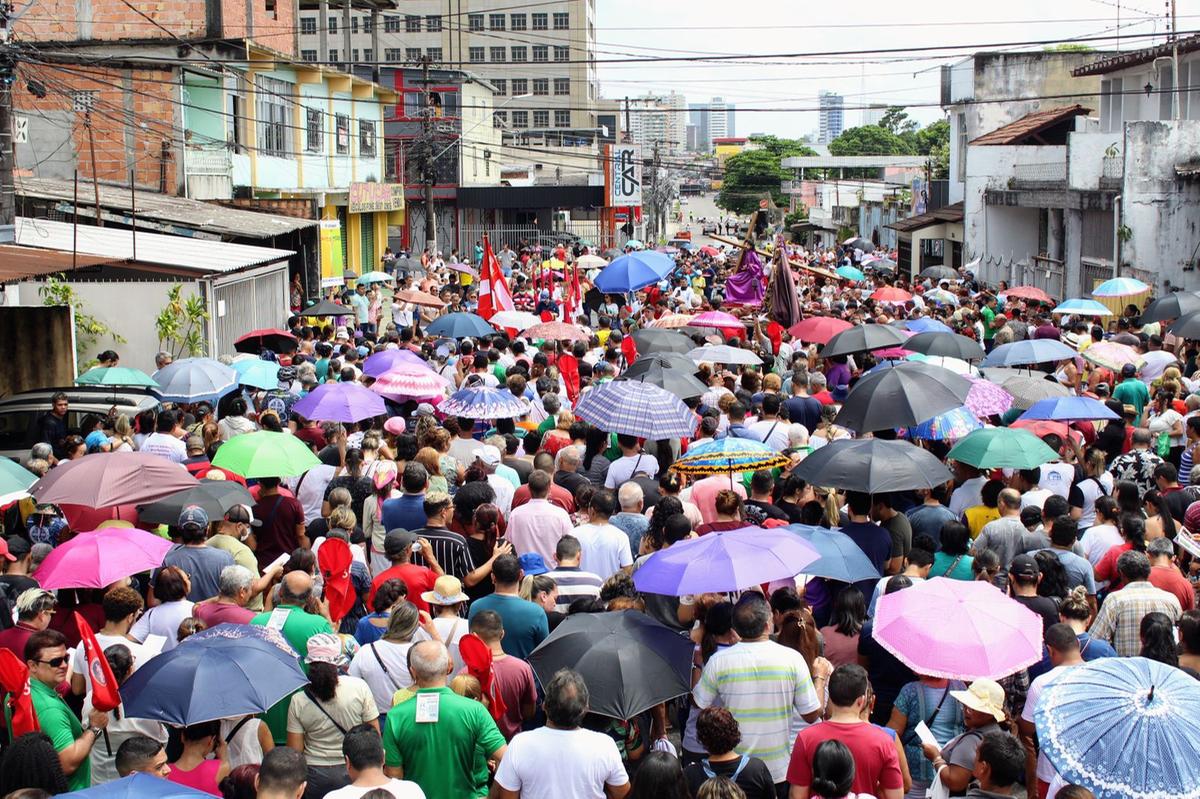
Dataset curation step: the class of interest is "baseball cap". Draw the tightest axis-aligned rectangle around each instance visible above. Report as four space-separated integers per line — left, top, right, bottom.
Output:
1121 363 1137 377
5 536 31 558
950 679 1007 722
415 403 436 417
519 552 549 576
0 538 17 562
1009 553 1040 579
335 328 351 341
224 504 262 528
186 434 205 454
421 574 470 606
383 530 416 558
473 445 502 468
178 504 210 531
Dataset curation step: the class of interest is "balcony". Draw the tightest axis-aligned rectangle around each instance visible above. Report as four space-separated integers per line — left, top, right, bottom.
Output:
185 146 233 201
1010 159 1067 188
1101 155 1124 189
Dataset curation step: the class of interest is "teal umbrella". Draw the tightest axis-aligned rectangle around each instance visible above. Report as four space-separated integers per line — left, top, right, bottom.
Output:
75 367 159 388
357 271 393 284
0 458 37 503
836 265 865 281
946 427 1059 469
232 359 281 390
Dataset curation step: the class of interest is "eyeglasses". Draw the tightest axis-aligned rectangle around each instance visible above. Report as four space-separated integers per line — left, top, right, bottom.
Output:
37 656 68 667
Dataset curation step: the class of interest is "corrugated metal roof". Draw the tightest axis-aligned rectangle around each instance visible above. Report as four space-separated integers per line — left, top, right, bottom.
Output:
1073 35 1200 76
887 202 965 233
15 217 295 274
0 246 120 283
970 105 1091 146
16 177 317 239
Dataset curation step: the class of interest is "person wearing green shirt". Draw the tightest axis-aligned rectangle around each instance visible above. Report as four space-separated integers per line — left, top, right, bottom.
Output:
383 640 507 799
980 295 998 347
1113 363 1151 425
23 629 109 791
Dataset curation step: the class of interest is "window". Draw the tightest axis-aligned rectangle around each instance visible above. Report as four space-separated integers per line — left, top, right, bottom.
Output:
383 15 399 33
301 49 318 62
305 107 323 152
490 47 506 63
329 49 339 64
335 113 350 155
403 93 421 117
512 78 528 95
1100 78 1124 134
359 120 376 157
363 48 373 63
300 17 316 35
385 48 402 63
426 15 441 32
532 78 549 95
553 12 568 29
362 16 372 33
532 13 547 30
468 13 483 31
554 109 570 127
489 13 505 30
405 47 422 62
511 46 527 63
469 47 484 63
328 16 337 33
532 45 548 63
554 77 570 95
511 13 526 30
1159 64 1175 120
554 46 568 62
512 110 529 127
256 76 290 157
350 17 357 33
533 110 549 127
955 112 967 183
405 15 420 33
351 49 359 62
427 48 442 62
493 78 507 96
494 110 507 128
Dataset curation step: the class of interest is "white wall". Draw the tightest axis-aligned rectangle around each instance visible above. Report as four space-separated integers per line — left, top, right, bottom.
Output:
1068 130 1119 191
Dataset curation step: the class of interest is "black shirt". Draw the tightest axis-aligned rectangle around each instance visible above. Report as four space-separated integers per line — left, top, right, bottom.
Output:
684 755 776 799
1012 594 1060 635
745 499 789 522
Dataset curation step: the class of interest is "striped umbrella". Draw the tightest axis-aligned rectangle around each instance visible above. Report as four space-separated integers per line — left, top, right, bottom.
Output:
1081 341 1142 371
964 377 1014 417
438 386 530 420
575 381 697 440
901 406 982 441
671 438 790 477
152 358 238 402
370 368 450 400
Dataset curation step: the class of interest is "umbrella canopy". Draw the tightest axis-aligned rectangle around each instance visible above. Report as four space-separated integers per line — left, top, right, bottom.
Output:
445 262 480 278
1092 276 1149 297
1019 396 1119 422
616 363 708 400
982 339 1077 367
489 310 541 331
633 526 819 595
1169 310 1200 339
863 257 897 272
1081 341 1142 371
392 256 424 276
292 382 387 423
785 524 882 583
136 481 255 527
904 331 985 361
920 355 977 376
874 577 1044 679
843 235 873 250
210 431 321 478
686 345 763 366
594 251 675 293
790 438 953 493
356 271 393 284
1034 657 1200 799
425 312 494 339
836 265 866 281
75 367 158 388
632 328 696 355
528 611 693 720
1000 374 1071 409
698 246 719 257
834 362 972 433
1003 286 1055 304
964 376 1014 417
690 310 742 329
1011 419 1070 439
231 358 280 390
624 239 645 249
625 352 697 373
576 253 608 269
34 527 174 590
121 624 307 725
788 316 852 344
870 286 913 303
1051 298 1114 316
363 349 431 378
924 288 959 306
298 298 351 318
821 324 909 358
152 358 239 403
901 318 953 334
438 386 530 419
600 247 623 260
920 265 959 281
946 427 1061 469
523 321 590 342
671 438 791 476
651 313 697 329
370 368 449 400
1140 291 1200 324
60 772 215 798
0 458 37 504
393 289 445 307
31 452 198 508
902 406 983 441
575 381 696 440
233 329 296 354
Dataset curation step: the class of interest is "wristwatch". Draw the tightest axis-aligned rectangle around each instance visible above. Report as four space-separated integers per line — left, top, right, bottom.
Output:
87 725 104 738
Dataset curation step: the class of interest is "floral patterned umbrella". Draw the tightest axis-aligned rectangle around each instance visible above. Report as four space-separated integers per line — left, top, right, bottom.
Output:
438 386 530 420
900 406 983 441
964 377 1014 417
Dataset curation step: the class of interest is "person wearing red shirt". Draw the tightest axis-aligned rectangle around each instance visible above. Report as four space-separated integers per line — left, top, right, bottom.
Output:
368 530 443 613
0 589 57 660
1146 537 1196 610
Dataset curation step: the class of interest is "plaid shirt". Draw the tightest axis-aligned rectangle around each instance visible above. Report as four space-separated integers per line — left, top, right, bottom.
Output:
1090 580 1182 656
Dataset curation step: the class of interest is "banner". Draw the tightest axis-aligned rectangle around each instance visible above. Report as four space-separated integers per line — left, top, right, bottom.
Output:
348 182 405 214
608 145 642 207
319 219 345 288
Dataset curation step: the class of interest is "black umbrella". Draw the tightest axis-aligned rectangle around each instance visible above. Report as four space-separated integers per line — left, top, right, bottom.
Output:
790 438 954 493
298 299 351 318
844 236 873 251
616 363 708 399
632 328 695 356
136 481 255 526
527 611 693 720
393 256 425 277
1169 311 1200 339
584 287 604 313
601 247 623 260
919 265 959 281
834 362 972 432
1142 292 1200 325
904 331 986 361
626 352 697 372
821 324 909 358
864 258 897 274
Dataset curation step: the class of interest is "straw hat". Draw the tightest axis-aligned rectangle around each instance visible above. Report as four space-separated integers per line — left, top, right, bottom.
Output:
950 679 1006 722
421 575 470 606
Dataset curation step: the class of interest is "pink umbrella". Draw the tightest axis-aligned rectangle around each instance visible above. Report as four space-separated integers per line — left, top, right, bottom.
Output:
690 310 742 329
871 287 913 303
370 368 450 400
874 577 1044 680
30 453 198 508
34 528 174 590
523 321 590 342
965 377 1014 417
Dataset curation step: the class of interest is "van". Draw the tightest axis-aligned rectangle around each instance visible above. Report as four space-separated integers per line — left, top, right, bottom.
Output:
0 386 161 461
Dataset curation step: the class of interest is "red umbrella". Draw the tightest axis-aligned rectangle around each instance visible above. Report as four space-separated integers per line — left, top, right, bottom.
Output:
1010 419 1070 439
788 317 852 344
30 453 199 508
699 245 719 256
1005 286 1055 304
871 287 914 303
234 329 297 354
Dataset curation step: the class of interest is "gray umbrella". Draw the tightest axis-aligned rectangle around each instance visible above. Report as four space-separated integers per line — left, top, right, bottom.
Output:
834 362 973 432
615 364 708 399
626 352 698 373
136 481 255 526
632 328 695 355
920 265 960 281
1000 375 1071 409
904 332 986 361
790 438 953 493
821 324 909 359
1141 292 1200 325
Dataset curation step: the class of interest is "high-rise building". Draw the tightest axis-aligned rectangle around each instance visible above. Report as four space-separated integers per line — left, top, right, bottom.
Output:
862 103 888 127
818 91 845 144
687 97 735 152
688 104 710 152
626 92 687 152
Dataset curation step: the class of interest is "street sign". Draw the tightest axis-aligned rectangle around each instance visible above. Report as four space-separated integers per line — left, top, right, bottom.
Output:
608 145 642 207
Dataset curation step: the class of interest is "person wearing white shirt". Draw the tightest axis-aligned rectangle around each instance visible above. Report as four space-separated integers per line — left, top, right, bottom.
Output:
571 490 634 579
325 724 426 799
748 395 789 450
347 602 432 713
948 469 987 517
1018 624 1085 799
604 436 660 489
139 411 187 464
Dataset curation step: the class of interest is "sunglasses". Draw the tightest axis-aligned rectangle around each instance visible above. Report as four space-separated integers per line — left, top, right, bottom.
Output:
38 656 68 668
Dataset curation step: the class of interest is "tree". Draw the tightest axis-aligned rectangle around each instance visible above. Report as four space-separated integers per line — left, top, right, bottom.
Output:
915 119 951 180
828 125 916 157
156 284 211 359
747 135 817 160
717 149 795 215
1045 43 1094 52
878 106 918 137
38 274 125 370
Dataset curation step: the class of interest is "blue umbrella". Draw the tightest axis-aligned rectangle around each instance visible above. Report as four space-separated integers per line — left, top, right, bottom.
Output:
902 318 953 334
120 623 306 725
1018 396 1119 422
1051 298 1114 316
1035 657 1200 799
1092 276 1149 297
231 358 280 390
594 251 675 293
981 339 1077 367
60 773 213 798
425 312 494 339
632 526 819 594
575 380 696 440
152 357 239 402
439 386 530 420
784 524 883 583
836 265 866 281
902 406 983 441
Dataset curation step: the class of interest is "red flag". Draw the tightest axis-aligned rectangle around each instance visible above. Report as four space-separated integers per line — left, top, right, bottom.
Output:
559 353 581 406
0 649 38 737
621 335 638 367
318 538 355 626
477 235 515 321
458 633 507 723
75 612 121 713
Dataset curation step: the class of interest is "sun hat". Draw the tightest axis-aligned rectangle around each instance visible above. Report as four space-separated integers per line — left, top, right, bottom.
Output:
950 678 1007 722
384 416 407 435
421 575 470 606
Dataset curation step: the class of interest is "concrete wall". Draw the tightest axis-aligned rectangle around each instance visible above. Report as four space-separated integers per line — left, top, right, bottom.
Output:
1068 130 1119 191
964 145 1042 282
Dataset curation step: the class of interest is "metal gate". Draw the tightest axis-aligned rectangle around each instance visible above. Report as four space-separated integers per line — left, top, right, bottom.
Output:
211 266 290 356
458 221 610 254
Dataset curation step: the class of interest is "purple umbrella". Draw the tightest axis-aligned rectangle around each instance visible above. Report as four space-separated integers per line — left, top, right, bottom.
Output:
965 376 1014 417
632 526 819 594
363 349 431 377
292 382 387 423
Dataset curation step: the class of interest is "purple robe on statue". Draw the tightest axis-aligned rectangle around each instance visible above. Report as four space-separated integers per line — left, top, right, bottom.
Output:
724 250 765 306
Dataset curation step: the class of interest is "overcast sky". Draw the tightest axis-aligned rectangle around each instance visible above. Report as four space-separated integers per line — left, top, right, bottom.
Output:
594 0 1185 139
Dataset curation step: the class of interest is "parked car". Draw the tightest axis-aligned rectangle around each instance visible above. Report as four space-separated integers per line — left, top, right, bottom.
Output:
702 222 719 235
0 386 161 461
667 238 695 252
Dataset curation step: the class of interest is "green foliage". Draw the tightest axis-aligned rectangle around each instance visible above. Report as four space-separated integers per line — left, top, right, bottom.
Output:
747 135 818 159
38 274 126 371
829 125 916 157
156 284 211 358
717 149 792 215
916 119 951 179
1045 43 1094 52
878 106 918 137
784 208 809 228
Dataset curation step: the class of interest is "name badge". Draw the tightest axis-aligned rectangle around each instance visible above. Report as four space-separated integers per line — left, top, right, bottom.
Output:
415 692 440 723
267 607 290 631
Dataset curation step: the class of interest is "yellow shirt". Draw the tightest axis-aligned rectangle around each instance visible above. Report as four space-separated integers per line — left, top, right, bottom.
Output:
964 505 1000 539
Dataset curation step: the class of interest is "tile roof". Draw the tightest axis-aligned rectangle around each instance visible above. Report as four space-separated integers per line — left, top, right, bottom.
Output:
970 105 1091 146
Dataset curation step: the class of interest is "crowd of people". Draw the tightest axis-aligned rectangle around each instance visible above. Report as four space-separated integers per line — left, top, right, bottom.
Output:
0 224 1197 799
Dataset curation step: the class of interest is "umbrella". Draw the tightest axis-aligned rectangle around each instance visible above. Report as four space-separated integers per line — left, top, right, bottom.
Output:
964 376 1014 417
231 358 281 390
594 251 675 293
152 358 239 403
438 386 530 419
31 452 198 508
1081 341 1142 371
59 772 214 798
671 438 791 477
363 349 431 378
121 624 307 725
651 313 697 329
575 381 697 440
690 310 742 329
863 257 897 273
1003 286 1055 304
1170 310 1200 339
1001 374 1071 409
687 345 763 366
233 329 296 354
698 246 719 257
1018 396 1119 422
624 239 644 249
901 318 953 334
356 271 393 284
632 526 819 595
821 324 909 358
632 328 696 356
0 458 37 504
292 382 387 423
836 265 866 281
901 406 983 441
924 288 960 306
920 265 959 281
210 431 321 478
136 481 255 526
870 287 913 303
657 246 679 255
576 254 608 269
1140 291 1200 324
788 316 852 344
874 577 1044 680
921 355 977 376
425 312 494 339
75 367 159 388
33 528 173 590
834 362 972 433
393 256 424 276
843 236 873 251
489 310 541 331
523 321 590 342
445 262 480 278
528 611 692 720
625 352 697 373
393 289 445 307
616 363 708 400
600 247 623 260
1011 419 1070 439
1034 657 1200 799
904 331 985 361
784 524 882 583
790 438 953 493
1092 276 1149 297
982 339 1077 367
946 427 1060 469
370 368 449 400
1051 298 1114 316
298 299 352 318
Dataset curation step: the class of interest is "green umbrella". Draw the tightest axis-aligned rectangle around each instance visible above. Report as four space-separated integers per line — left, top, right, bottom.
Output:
946 428 1059 470
0 458 37 502
75 366 159 388
210 431 320 478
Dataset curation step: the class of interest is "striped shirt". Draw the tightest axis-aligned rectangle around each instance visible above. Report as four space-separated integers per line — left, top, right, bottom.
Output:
544 566 603 613
693 640 821 783
413 526 476 582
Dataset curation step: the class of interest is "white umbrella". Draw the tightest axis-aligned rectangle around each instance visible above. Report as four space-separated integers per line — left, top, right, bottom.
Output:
687 345 763 366
922 356 978 377
490 311 542 331
576 254 608 269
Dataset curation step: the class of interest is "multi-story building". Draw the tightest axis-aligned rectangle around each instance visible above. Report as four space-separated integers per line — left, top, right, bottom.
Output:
624 92 687 152
818 91 844 144
862 103 888 127
710 96 733 140
687 97 736 152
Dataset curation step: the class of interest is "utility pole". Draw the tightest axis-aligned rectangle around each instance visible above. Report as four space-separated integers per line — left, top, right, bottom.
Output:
1172 0 1181 120
418 54 437 257
0 1 15 243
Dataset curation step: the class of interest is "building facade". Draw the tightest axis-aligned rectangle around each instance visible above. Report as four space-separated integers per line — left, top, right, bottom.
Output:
818 91 844 144
624 92 687 153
